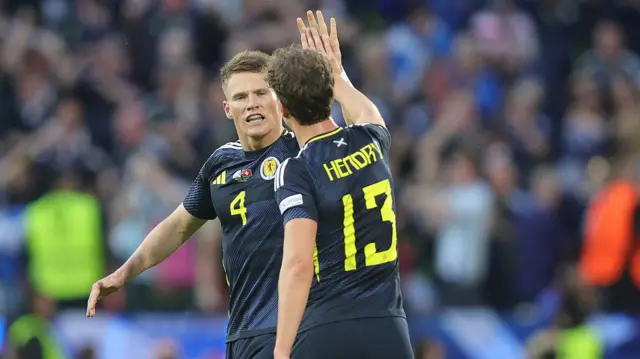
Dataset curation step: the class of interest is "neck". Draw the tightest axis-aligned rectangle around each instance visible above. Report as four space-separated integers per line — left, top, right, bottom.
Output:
238 126 283 151
292 118 338 148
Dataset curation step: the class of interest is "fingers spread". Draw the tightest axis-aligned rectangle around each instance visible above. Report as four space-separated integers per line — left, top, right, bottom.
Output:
300 10 341 64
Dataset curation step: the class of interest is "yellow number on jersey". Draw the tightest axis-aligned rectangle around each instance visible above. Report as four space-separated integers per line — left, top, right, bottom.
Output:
342 179 398 271
230 191 247 225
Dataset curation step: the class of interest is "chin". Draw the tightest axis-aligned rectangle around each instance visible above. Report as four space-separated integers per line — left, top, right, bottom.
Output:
245 125 273 139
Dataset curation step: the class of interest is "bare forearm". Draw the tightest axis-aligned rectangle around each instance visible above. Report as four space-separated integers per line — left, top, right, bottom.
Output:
339 103 355 126
275 263 313 354
333 76 384 127
337 71 355 126
117 205 205 281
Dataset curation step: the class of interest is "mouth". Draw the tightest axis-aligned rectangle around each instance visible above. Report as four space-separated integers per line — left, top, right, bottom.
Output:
245 114 265 125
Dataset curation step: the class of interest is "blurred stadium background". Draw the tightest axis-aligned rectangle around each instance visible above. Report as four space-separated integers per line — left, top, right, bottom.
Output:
4 0 640 358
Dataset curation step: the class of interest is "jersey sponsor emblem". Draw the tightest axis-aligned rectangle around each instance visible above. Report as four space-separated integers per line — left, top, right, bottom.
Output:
260 157 280 180
279 194 303 214
232 169 253 182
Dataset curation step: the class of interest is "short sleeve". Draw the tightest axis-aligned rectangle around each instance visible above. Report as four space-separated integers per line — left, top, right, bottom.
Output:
358 123 391 156
183 157 217 220
274 158 318 224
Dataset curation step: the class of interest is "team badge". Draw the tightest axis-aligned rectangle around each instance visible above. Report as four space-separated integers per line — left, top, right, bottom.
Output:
260 157 280 180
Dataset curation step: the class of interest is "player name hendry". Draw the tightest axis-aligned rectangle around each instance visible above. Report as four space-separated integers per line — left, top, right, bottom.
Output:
323 141 383 181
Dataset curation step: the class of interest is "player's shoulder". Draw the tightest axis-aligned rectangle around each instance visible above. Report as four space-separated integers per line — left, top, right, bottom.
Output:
201 141 244 175
347 123 385 129
276 129 300 153
274 156 309 191
346 123 390 137
211 140 244 162
213 140 243 156
346 123 391 152
276 156 307 180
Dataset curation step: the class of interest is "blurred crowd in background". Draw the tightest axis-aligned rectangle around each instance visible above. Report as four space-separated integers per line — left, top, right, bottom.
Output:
4 0 640 358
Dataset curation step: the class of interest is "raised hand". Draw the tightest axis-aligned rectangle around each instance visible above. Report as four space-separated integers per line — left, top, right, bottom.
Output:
297 10 343 76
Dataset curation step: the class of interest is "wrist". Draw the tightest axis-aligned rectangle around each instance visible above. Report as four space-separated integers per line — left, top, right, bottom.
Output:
334 71 353 92
117 259 138 282
273 347 290 357
112 268 129 283
339 68 351 85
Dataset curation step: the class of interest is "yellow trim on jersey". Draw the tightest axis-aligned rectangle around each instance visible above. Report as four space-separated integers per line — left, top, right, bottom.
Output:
305 127 343 146
213 171 227 185
313 246 320 282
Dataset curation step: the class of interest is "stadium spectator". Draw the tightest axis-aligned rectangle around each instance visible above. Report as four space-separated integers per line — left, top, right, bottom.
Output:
575 20 640 90
581 156 640 314
6 291 67 359
24 170 104 309
430 148 494 306
470 0 539 76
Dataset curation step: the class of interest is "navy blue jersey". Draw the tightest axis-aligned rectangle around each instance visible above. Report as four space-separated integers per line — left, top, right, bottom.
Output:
183 130 299 342
273 124 405 332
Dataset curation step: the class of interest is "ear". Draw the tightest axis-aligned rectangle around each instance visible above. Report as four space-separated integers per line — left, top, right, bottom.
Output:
280 100 290 119
223 101 233 120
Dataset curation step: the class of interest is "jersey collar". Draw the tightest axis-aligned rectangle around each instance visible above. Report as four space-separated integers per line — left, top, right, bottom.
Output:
304 127 343 147
243 129 289 159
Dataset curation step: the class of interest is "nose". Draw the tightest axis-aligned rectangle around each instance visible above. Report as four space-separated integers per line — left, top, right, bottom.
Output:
247 93 260 110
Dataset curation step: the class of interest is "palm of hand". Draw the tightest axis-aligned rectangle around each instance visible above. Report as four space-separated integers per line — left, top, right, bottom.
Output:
297 10 343 76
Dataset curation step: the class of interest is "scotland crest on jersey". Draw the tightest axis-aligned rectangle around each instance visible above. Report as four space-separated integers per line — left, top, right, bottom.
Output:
260 157 280 180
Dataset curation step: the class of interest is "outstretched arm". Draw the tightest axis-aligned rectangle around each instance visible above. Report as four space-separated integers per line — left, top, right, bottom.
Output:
118 158 218 281
87 205 206 317
119 205 206 280
88 160 216 317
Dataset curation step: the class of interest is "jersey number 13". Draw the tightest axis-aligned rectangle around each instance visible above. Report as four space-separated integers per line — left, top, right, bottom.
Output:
341 179 398 272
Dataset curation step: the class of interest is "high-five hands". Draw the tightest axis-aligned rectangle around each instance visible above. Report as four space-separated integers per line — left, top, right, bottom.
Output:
297 10 343 77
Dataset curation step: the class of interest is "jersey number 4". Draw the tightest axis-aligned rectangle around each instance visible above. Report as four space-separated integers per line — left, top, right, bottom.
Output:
230 191 247 225
342 179 398 271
